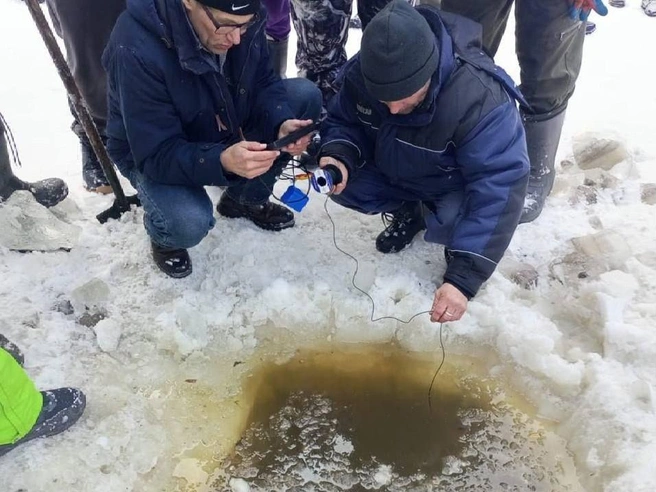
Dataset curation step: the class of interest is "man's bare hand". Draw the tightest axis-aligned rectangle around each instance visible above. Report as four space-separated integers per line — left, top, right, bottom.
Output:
278 119 315 155
318 156 349 194
430 283 468 323
220 141 280 179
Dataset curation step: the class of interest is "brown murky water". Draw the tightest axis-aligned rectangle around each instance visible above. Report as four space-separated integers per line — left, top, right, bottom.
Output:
183 344 584 492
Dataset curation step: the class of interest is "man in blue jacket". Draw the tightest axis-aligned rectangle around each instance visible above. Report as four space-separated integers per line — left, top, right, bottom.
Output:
318 1 529 322
102 0 322 278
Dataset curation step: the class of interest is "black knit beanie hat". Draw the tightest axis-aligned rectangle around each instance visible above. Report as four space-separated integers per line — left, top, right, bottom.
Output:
197 0 260 16
360 0 439 101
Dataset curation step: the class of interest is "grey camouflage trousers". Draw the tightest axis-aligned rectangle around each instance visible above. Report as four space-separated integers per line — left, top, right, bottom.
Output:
290 0 416 104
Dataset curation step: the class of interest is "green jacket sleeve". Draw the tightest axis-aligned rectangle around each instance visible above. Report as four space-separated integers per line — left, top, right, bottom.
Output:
0 348 43 444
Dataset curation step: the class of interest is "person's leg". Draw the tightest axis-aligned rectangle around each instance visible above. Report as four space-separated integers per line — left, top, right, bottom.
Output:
45 0 126 193
440 0 513 57
515 0 585 222
0 348 42 447
290 0 353 104
130 170 215 277
0 335 24 366
357 0 415 30
130 171 215 250
263 0 291 77
330 166 415 214
0 347 86 458
1 113 68 208
330 164 428 253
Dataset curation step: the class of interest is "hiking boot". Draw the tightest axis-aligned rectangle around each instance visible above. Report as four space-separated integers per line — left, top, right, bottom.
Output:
375 202 426 254
80 139 112 194
643 0 656 16
0 334 24 366
151 242 192 279
0 387 86 458
217 192 295 231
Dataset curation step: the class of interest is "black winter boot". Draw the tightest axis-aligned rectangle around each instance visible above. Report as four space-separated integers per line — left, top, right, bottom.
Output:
0 334 24 366
0 388 86 458
520 110 567 224
151 241 193 279
1 117 68 208
217 192 295 231
80 136 112 194
267 35 289 78
375 202 426 254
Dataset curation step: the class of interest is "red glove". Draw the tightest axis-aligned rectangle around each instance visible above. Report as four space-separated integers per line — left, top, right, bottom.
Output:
569 0 609 20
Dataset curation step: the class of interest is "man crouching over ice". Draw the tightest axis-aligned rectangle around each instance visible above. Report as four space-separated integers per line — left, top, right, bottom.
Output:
317 0 529 322
103 0 322 278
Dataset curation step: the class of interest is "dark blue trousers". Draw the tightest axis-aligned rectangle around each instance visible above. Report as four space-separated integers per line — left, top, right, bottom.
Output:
330 164 466 246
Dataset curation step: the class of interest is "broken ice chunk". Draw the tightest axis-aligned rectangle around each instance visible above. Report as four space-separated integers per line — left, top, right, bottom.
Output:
0 191 80 251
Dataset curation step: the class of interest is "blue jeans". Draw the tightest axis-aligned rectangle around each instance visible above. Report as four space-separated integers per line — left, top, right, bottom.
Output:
132 78 322 249
331 164 466 247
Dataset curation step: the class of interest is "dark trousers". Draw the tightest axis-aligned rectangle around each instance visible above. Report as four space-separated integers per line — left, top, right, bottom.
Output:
440 0 585 117
290 0 415 104
45 0 126 134
330 164 465 247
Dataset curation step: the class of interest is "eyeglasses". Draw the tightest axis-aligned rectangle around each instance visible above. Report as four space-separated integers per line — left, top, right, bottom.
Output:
201 5 259 35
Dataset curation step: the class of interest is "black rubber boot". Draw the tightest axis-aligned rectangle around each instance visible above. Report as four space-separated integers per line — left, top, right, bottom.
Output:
1 119 68 208
520 110 566 224
375 201 426 254
0 334 24 366
151 242 193 279
0 388 86 458
267 35 289 78
217 192 295 231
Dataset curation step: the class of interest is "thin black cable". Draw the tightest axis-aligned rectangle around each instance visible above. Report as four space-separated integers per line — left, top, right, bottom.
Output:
322 197 446 412
427 321 445 413
0 111 22 168
258 160 447 410
322 197 431 323
258 155 312 205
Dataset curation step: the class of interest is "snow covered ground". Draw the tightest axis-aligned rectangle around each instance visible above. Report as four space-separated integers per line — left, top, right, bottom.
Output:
1 1 655 491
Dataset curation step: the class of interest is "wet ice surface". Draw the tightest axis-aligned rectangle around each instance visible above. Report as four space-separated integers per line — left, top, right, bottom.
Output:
213 349 582 492
221 395 578 491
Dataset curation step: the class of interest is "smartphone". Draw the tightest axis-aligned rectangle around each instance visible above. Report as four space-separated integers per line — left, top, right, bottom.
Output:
266 121 319 150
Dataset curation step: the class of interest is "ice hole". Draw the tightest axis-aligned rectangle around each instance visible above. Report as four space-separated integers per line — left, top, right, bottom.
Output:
167 344 585 492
